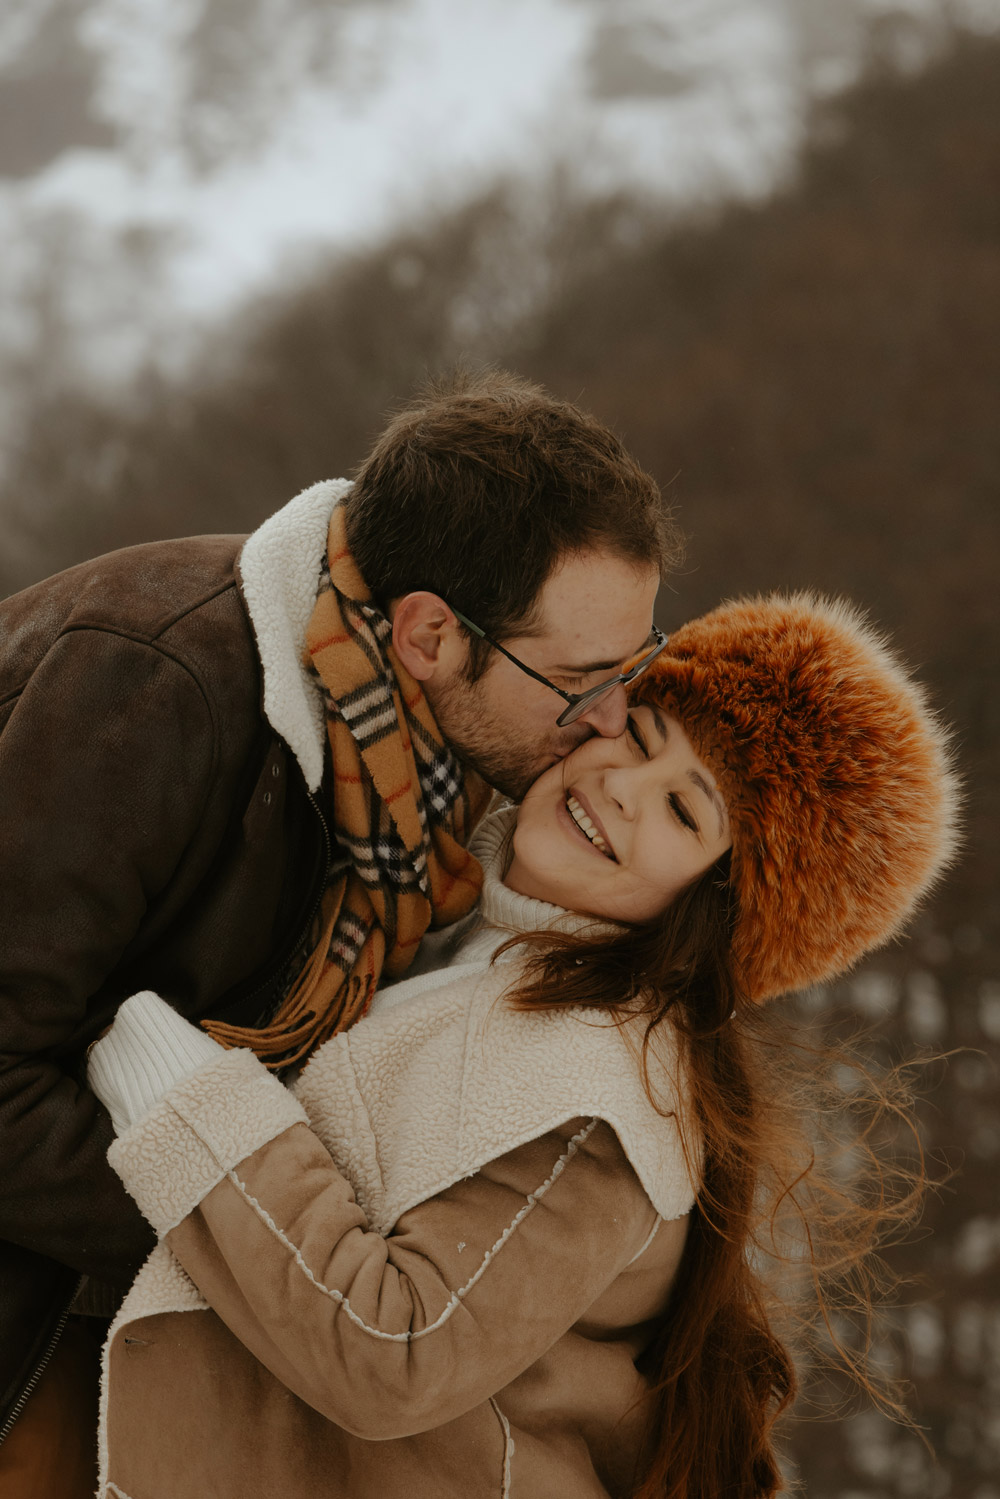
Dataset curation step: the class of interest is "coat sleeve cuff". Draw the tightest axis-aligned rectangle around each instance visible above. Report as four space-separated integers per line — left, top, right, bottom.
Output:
107 1048 309 1237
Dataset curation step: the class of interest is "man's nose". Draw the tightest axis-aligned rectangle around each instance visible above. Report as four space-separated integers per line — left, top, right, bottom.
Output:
576 684 629 739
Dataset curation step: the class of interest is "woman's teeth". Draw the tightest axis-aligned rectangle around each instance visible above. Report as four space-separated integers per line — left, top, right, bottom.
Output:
566 795 615 860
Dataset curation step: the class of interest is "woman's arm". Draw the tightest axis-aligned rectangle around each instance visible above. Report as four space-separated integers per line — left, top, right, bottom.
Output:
169 1114 657 1438
90 997 663 1440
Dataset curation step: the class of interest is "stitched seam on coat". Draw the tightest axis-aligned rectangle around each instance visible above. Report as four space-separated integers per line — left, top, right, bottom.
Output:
60 626 223 772
225 1117 601 1343
489 1398 514 1498
627 1215 662 1265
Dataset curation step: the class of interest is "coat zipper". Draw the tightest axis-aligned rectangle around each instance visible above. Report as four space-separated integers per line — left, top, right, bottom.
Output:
0 1274 85 1447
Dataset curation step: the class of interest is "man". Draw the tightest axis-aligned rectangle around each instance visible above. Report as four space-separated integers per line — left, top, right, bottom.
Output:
0 369 679 1491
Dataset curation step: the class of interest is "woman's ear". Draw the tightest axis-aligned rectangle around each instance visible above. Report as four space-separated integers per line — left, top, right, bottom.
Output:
390 593 463 682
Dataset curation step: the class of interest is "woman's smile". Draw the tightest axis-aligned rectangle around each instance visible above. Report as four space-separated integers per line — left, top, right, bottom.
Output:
562 790 617 860
505 707 732 923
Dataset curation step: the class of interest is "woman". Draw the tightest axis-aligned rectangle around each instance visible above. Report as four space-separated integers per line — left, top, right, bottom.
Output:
88 592 958 1499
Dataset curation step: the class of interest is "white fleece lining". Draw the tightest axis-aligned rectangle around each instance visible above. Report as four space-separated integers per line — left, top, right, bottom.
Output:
224 1118 601 1344
106 1048 310 1239
489 1398 514 1498
237 478 353 791
97 1242 210 1495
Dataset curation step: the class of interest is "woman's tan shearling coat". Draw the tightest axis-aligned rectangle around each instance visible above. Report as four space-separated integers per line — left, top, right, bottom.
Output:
99 950 698 1498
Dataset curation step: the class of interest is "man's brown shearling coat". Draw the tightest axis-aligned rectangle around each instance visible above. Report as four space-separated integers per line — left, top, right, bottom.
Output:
0 532 327 1431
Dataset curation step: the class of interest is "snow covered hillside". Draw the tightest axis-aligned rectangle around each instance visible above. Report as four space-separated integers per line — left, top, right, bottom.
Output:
0 0 995 404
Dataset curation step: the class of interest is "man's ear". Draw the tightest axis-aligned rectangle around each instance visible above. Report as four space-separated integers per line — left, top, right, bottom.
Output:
391 593 464 682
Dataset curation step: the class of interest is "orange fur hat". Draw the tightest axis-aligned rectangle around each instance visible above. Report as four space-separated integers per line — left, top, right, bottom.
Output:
633 593 961 1003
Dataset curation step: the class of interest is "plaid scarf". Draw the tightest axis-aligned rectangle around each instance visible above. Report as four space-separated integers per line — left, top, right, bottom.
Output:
204 508 489 1069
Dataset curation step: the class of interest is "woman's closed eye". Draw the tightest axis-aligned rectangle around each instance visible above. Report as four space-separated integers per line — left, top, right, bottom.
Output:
628 711 699 832
669 793 699 833
627 715 649 758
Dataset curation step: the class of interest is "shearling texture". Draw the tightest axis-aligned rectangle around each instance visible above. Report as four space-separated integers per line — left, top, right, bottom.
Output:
237 478 353 791
107 1048 309 1236
100 973 695 1495
95 804 698 1497
295 963 696 1234
634 592 961 1001
109 968 696 1245
97 1242 210 1498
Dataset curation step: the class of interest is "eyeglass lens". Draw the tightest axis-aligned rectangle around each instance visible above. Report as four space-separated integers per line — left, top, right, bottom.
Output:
555 636 665 726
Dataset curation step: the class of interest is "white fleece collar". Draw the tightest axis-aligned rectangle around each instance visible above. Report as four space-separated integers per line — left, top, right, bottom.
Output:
237 479 353 791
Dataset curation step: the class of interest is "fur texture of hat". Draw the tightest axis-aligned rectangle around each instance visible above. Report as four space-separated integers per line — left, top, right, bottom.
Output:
633 593 961 1003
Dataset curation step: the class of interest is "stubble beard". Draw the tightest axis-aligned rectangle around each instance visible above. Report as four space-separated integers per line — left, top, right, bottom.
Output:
446 736 545 802
427 671 586 801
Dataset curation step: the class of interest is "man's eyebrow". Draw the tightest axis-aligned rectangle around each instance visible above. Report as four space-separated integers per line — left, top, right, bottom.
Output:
551 657 624 675
552 629 658 677
688 770 727 839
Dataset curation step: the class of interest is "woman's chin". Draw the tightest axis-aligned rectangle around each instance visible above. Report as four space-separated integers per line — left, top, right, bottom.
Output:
503 853 549 903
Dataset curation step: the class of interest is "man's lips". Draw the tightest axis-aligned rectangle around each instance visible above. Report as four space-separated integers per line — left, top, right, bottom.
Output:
564 787 617 861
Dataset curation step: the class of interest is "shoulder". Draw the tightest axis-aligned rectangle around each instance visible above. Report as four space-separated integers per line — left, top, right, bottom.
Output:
12 533 247 635
0 535 256 707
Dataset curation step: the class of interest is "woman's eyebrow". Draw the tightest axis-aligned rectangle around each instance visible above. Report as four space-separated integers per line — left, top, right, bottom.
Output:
645 705 669 743
688 770 726 838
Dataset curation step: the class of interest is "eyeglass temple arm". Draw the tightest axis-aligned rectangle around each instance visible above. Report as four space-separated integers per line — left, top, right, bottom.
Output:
449 607 573 704
620 625 668 680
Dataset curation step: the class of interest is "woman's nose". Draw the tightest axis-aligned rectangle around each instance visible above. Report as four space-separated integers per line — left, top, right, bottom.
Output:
603 757 643 819
576 683 629 739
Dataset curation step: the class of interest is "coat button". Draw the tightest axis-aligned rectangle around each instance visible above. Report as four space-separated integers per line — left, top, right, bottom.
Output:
263 791 272 806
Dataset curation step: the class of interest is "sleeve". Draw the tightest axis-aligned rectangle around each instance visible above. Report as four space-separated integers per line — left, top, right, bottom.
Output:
87 992 227 1135
107 1053 661 1441
0 627 218 1281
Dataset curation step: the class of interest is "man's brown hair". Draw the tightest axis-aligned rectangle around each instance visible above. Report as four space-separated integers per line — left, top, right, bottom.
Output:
344 369 682 677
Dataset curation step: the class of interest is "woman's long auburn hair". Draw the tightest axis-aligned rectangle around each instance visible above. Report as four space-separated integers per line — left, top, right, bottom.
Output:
500 859 926 1499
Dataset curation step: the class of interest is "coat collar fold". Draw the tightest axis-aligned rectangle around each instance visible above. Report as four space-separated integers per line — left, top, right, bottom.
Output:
237 480 352 792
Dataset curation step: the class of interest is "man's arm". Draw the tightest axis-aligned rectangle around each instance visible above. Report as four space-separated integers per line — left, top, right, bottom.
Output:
0 626 217 1280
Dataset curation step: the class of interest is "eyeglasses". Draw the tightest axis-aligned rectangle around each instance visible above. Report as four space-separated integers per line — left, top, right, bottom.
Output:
450 608 668 727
